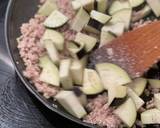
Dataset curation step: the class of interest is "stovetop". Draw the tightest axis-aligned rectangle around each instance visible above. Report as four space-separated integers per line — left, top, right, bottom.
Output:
0 1 84 128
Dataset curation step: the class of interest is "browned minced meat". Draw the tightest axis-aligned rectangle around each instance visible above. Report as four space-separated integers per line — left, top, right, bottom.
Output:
18 15 60 99
84 93 121 128
18 0 77 99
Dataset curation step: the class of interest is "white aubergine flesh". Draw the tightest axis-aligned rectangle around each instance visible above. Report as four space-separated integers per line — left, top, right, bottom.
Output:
127 78 147 96
114 98 137 127
42 29 64 51
59 59 73 90
147 0 160 17
96 0 108 13
108 0 131 15
90 10 111 24
110 9 132 30
96 63 131 90
38 0 57 16
81 68 104 95
70 59 84 85
55 91 87 118
44 10 68 28
75 32 97 52
44 40 60 65
141 108 160 124
39 55 60 86
71 8 90 32
127 88 144 110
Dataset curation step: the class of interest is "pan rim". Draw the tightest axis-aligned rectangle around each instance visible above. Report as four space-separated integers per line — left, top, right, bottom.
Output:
4 0 95 127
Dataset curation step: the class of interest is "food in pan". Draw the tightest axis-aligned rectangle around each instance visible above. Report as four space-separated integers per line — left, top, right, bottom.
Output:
17 0 160 127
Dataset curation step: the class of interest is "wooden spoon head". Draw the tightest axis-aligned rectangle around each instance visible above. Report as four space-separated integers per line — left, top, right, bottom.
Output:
90 21 160 78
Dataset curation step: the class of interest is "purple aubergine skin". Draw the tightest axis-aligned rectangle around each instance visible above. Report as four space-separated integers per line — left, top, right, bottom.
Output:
5 0 94 127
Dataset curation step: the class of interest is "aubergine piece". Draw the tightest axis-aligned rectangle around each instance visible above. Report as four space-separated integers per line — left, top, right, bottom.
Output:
102 22 125 36
83 25 100 34
132 5 151 22
80 55 88 68
44 10 69 28
127 88 144 110
108 0 131 15
148 79 160 89
73 87 87 106
38 0 58 16
43 39 60 65
39 55 60 86
81 68 104 95
59 59 73 90
71 7 90 32
75 32 98 52
55 90 87 118
87 18 104 31
154 93 160 110
127 78 147 96
90 10 111 24
100 29 116 47
110 8 132 30
70 59 84 85
129 0 144 8
113 98 137 127
107 85 127 105
95 63 131 90
67 41 86 59
42 29 64 51
72 0 95 11
147 0 160 17
96 0 108 13
141 108 160 124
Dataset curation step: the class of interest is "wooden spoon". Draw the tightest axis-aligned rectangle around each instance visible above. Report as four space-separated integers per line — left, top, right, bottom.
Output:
90 21 160 78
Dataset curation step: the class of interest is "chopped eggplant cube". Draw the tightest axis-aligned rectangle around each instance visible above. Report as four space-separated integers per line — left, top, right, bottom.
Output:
127 78 147 96
90 10 111 24
148 79 160 89
154 93 160 110
81 68 104 95
108 85 127 106
70 59 84 85
42 29 64 51
59 59 73 90
44 40 60 65
75 32 98 52
127 88 144 110
67 41 86 59
83 25 100 34
100 30 116 47
38 0 57 16
129 0 144 8
55 91 87 118
141 109 160 124
44 10 69 28
147 0 160 17
114 98 137 127
108 0 131 15
88 18 104 31
132 5 151 22
39 55 60 86
72 0 95 11
110 9 132 30
102 22 125 37
96 0 108 13
71 7 90 32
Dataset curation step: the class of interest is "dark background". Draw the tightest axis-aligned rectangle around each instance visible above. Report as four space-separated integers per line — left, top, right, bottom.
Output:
0 0 84 128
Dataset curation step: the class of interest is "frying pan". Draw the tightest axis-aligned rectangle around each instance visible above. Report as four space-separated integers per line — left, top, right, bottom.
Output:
4 0 95 127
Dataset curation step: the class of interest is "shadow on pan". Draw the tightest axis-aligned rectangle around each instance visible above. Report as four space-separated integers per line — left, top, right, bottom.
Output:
4 0 96 127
